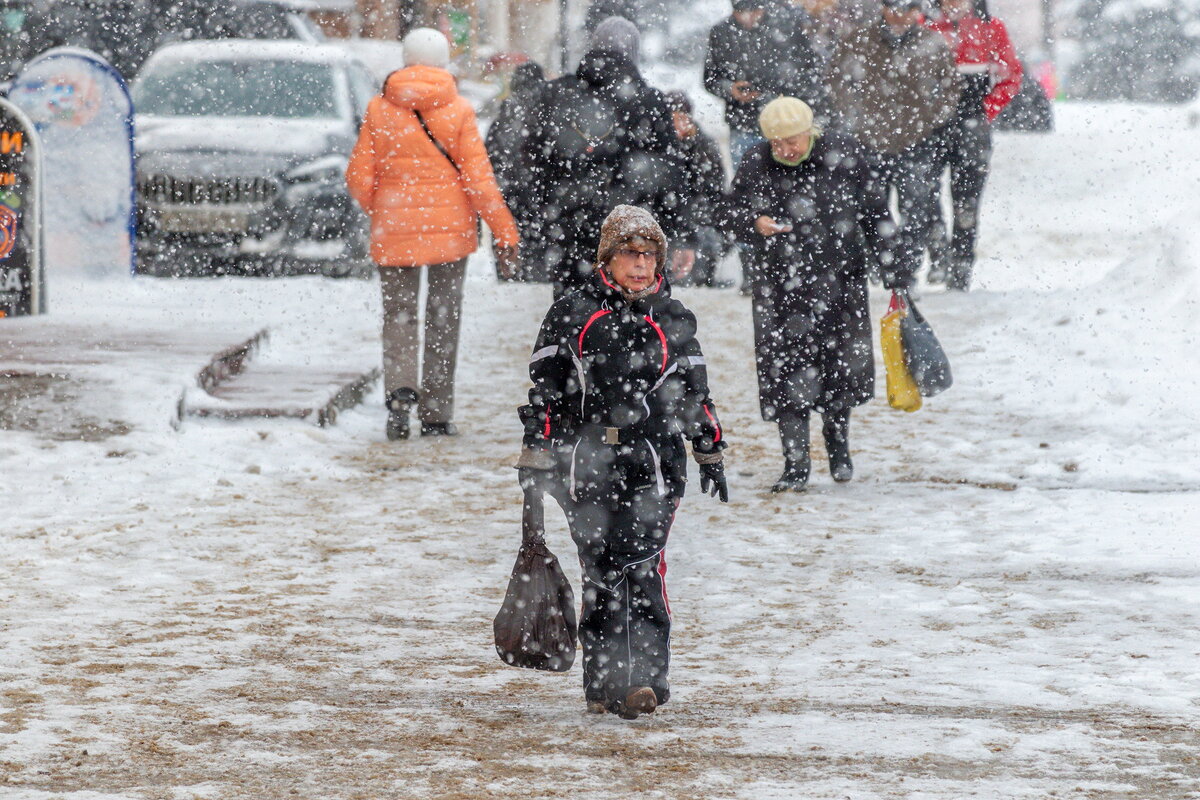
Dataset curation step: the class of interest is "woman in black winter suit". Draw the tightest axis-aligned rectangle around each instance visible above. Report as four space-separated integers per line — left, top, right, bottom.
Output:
725 97 915 491
516 205 728 720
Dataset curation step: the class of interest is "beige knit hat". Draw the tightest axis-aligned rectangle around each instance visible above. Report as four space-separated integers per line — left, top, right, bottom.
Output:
595 205 668 274
758 96 819 140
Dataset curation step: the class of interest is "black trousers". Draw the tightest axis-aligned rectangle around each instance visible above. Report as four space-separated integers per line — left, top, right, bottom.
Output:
550 457 677 708
927 113 992 288
868 142 940 281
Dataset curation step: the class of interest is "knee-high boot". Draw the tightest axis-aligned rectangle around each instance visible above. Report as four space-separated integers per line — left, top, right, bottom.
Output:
823 408 854 483
772 411 811 492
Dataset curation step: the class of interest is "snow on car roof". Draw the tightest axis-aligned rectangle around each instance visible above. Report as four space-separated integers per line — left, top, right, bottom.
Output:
142 40 358 69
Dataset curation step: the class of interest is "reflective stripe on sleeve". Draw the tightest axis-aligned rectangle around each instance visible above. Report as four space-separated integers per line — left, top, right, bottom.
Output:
530 345 557 364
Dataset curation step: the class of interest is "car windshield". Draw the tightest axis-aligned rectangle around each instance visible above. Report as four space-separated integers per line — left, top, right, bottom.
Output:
133 59 338 118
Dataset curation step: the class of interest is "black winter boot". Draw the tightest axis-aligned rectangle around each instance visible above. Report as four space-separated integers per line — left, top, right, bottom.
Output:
386 388 418 441
927 239 951 285
823 409 854 483
945 257 973 292
420 422 458 437
772 411 811 493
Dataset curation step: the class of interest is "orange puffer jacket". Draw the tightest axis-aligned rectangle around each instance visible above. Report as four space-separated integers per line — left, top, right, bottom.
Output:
346 65 519 267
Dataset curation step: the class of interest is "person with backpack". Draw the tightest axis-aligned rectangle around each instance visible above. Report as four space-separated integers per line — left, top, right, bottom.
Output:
724 97 914 491
516 204 728 719
346 28 520 441
519 16 690 299
924 0 1022 290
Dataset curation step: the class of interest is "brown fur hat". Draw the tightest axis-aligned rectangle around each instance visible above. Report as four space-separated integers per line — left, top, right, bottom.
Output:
595 205 668 273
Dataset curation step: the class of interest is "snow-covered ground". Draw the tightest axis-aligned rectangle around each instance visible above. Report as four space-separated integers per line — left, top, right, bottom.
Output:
2 102 1199 799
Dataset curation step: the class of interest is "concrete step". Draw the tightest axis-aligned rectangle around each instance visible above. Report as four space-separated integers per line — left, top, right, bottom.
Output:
183 364 379 427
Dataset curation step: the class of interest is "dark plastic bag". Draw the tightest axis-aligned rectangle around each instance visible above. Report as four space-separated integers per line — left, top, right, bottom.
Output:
898 292 953 397
493 488 578 672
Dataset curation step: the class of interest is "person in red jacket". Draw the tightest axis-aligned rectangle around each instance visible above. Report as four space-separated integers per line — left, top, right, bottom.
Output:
924 0 1021 290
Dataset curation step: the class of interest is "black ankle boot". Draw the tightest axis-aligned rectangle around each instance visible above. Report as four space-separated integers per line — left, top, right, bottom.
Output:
386 388 418 441
420 421 458 437
772 459 810 492
823 409 853 483
772 411 811 492
945 256 973 292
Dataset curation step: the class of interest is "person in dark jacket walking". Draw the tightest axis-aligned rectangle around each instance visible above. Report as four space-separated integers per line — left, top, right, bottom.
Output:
516 204 728 719
664 91 729 287
486 61 549 281
827 0 960 280
725 97 914 491
924 0 1022 290
704 0 829 170
519 17 689 299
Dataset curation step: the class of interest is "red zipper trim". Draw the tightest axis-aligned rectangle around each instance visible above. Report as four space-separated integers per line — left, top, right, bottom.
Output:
703 404 722 444
578 309 612 356
644 315 668 374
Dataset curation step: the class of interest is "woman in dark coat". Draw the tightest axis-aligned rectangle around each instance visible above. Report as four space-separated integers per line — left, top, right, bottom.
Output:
725 97 914 491
664 90 729 287
485 61 549 281
516 205 728 719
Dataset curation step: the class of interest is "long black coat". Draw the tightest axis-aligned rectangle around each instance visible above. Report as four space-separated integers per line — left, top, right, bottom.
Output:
725 134 912 419
485 64 548 278
519 270 725 501
703 14 828 135
519 50 685 291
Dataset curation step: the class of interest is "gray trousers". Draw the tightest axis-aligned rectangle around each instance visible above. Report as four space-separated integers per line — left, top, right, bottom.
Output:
378 259 467 424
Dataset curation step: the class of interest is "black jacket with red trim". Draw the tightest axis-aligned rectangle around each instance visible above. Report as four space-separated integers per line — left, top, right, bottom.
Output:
519 269 725 497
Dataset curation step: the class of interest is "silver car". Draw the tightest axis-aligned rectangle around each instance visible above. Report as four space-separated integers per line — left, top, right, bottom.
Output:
132 40 379 276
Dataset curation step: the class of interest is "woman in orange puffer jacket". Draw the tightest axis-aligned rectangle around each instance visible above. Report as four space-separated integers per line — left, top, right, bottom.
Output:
347 28 520 440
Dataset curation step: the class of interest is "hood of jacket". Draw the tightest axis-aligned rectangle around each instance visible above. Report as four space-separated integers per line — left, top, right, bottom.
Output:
575 48 644 95
382 65 457 112
511 62 545 94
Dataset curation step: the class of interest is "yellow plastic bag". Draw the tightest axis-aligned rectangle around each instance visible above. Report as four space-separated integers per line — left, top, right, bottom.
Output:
880 292 922 412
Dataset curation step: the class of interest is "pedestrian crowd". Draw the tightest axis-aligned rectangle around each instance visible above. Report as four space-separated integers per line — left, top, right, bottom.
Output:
346 0 1023 721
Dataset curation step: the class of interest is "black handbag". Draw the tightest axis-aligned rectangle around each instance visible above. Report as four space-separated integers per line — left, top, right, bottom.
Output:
493 487 578 672
898 290 953 397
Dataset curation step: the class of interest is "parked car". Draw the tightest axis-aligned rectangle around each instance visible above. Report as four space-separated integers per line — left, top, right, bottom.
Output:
131 40 377 276
12 0 324 81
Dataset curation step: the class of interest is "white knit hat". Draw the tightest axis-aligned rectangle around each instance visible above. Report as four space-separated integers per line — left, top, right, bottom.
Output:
758 96 819 140
403 28 450 68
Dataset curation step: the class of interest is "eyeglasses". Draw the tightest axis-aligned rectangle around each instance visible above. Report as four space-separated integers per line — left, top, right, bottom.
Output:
614 248 659 263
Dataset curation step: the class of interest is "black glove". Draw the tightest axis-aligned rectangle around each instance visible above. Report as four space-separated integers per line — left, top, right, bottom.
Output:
699 461 728 503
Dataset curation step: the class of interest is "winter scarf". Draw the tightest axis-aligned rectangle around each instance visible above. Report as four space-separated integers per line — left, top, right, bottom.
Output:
772 134 817 166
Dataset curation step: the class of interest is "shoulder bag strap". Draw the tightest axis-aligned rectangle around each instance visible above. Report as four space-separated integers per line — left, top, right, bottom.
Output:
413 109 461 175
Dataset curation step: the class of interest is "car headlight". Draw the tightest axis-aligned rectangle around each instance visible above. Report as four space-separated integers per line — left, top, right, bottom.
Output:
283 155 346 187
